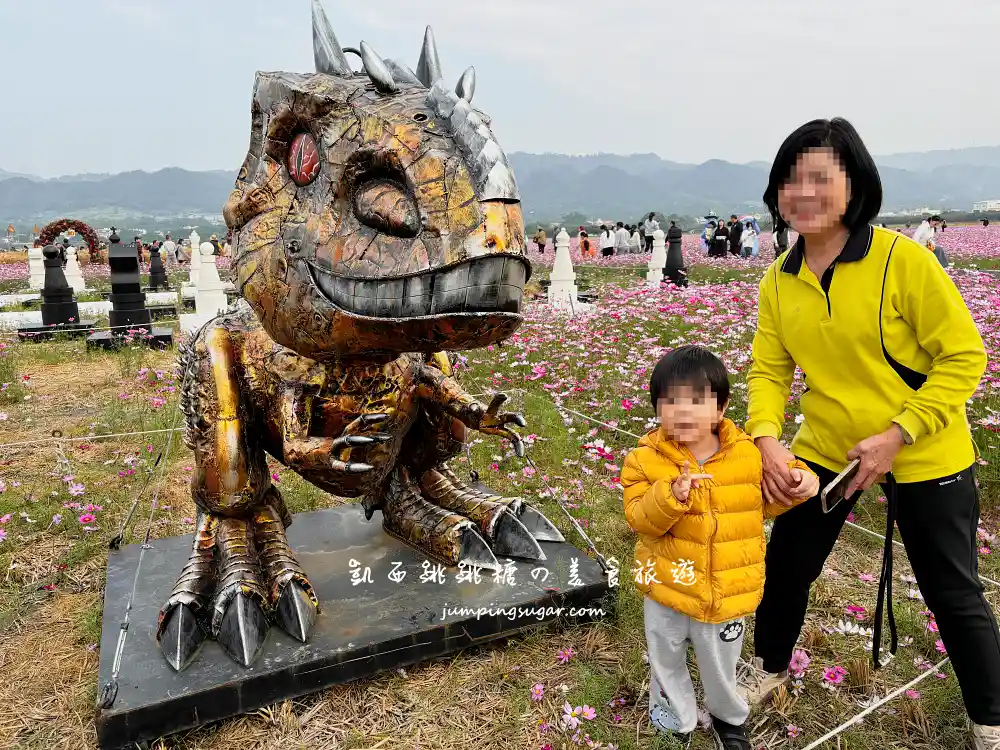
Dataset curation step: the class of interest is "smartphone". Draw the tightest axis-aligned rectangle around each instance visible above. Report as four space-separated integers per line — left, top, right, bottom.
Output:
820 458 861 514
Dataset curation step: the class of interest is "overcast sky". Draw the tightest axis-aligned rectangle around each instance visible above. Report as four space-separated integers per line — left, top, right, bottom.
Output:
1 0 997 178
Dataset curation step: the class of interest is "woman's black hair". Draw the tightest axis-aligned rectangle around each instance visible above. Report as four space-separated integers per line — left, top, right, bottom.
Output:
763 117 883 234
649 345 730 410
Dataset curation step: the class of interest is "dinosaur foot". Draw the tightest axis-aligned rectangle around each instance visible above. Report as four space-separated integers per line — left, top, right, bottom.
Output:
156 498 318 672
382 467 501 571
432 465 565 543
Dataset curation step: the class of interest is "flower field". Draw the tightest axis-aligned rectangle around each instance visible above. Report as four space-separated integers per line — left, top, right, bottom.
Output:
0 231 996 749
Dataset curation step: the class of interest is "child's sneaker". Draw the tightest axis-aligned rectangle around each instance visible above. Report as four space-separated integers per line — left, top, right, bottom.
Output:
650 704 692 748
738 657 789 705
710 716 751 750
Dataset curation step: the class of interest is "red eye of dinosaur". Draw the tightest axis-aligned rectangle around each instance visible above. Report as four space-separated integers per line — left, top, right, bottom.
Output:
287 132 320 187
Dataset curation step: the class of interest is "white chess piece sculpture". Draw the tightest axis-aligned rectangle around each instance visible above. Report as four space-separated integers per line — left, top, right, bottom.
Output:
64 246 86 292
195 242 228 318
646 229 666 285
547 228 579 311
187 237 203 289
28 246 45 290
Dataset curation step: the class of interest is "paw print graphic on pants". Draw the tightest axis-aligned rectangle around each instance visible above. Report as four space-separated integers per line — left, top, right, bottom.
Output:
719 620 744 643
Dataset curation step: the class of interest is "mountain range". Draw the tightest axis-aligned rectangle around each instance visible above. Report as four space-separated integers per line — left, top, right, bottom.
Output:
3 146 1000 223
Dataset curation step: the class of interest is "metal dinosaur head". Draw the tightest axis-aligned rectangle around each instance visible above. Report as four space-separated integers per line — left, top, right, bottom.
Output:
224 0 528 361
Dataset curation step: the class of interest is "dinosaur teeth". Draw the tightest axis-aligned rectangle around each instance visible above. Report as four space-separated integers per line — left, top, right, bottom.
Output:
307 255 526 319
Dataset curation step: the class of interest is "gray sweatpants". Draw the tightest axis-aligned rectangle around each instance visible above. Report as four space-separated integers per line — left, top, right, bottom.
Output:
644 597 749 733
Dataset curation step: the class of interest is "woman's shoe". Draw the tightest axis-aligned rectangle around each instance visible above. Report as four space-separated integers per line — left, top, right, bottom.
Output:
737 657 789 705
973 723 1000 750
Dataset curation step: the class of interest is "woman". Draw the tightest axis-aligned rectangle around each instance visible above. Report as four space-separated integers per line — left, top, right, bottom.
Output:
739 221 757 258
711 220 729 258
742 118 999 749
533 226 547 254
600 225 615 257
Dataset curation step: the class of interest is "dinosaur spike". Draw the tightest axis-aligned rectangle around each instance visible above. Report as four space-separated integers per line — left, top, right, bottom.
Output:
311 0 351 76
416 25 443 87
455 66 476 102
385 59 423 87
360 41 399 94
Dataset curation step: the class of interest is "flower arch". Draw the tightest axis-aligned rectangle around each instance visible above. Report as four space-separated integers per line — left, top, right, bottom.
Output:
37 219 102 258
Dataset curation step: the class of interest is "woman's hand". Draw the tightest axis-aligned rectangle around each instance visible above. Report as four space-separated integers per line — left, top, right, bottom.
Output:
756 436 799 508
846 427 905 495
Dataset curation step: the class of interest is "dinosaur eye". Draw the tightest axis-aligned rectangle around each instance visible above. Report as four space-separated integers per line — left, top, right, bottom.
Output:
354 179 420 238
287 132 320 187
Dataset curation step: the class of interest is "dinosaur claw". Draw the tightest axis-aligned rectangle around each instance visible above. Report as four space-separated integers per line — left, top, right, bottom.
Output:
458 525 501 572
515 503 565 542
217 593 269 667
513 440 525 458
359 413 390 426
492 510 545 561
347 462 374 473
158 603 205 672
275 582 317 643
512 414 527 428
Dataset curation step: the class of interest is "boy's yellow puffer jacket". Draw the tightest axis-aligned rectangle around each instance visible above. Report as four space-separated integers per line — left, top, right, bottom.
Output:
621 418 812 623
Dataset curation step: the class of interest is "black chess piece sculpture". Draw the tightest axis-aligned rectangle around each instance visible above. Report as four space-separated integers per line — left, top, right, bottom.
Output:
664 224 689 287
87 228 173 350
41 244 80 325
148 242 169 290
108 229 152 330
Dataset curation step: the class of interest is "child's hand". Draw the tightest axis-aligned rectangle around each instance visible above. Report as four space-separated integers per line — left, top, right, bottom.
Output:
672 461 713 504
788 468 820 499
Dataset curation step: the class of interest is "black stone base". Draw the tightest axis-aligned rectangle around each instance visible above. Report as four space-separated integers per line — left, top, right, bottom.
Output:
17 320 96 341
86 327 174 351
96 505 612 749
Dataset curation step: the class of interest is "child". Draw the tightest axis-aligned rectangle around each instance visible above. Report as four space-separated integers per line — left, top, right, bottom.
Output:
621 345 819 750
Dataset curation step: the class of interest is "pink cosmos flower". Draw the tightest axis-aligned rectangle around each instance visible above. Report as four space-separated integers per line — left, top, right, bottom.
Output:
78 514 96 524
858 572 876 583
581 705 596 720
905 689 921 700
530 683 544 701
936 639 947 654
822 666 847 685
787 725 801 738
789 649 811 678
556 646 575 664
562 703 581 730
845 604 866 621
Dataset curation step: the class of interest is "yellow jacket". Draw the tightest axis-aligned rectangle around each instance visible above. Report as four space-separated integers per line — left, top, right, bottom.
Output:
746 226 986 482
621 419 811 623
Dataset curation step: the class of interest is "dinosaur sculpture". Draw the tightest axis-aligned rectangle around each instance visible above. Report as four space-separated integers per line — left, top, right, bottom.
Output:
156 0 563 671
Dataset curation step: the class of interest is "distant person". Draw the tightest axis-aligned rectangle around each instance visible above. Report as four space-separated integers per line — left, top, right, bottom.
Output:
579 228 594 258
209 235 222 255
982 218 990 227
773 225 789 258
711 220 729 257
629 224 642 254
533 226 547 254
728 215 742 257
615 221 631 256
643 212 659 252
162 234 176 265
911 214 941 251
600 224 615 257
941 220 947 231
740 221 758 258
